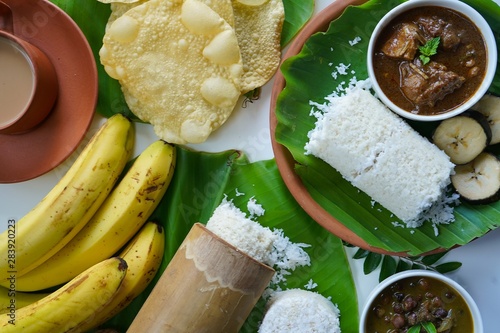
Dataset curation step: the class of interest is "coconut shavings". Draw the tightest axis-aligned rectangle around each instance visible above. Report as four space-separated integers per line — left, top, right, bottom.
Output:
248 196 265 218
206 196 311 289
349 36 361 46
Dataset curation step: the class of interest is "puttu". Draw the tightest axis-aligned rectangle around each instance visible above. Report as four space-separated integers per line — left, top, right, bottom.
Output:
258 289 341 333
206 198 277 264
206 198 311 284
305 88 455 228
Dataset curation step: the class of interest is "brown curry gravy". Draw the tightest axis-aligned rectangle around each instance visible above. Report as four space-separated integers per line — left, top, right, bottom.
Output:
372 6 487 116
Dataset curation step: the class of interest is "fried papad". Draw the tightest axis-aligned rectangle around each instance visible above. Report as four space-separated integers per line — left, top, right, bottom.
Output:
232 0 284 93
100 0 243 144
108 0 235 29
107 0 148 30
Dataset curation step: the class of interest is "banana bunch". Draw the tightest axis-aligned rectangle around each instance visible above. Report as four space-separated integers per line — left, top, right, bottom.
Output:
0 222 165 332
0 112 178 331
0 114 135 282
0 257 128 333
0 221 165 332
13 139 175 291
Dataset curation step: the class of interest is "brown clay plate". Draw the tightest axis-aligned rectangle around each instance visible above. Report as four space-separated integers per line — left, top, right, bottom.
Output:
270 0 500 256
0 0 97 183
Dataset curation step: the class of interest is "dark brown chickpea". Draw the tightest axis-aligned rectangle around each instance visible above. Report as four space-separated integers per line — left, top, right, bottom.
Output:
393 302 404 314
407 312 418 326
393 292 404 302
391 314 406 329
402 295 417 311
434 308 448 318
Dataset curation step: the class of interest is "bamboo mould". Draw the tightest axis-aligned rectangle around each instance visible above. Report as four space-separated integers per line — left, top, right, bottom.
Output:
127 223 275 333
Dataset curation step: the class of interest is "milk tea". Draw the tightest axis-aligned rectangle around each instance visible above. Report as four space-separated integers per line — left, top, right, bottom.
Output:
0 37 35 128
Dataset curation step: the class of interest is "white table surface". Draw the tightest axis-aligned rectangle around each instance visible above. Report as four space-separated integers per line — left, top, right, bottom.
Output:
1 0 499 332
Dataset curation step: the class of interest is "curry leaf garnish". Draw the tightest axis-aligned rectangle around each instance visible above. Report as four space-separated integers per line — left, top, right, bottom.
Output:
349 247 462 282
419 37 440 65
407 325 422 333
408 322 437 333
421 321 438 333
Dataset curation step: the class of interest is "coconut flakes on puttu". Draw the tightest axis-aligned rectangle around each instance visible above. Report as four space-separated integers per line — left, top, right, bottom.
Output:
206 197 311 283
206 198 276 264
258 289 341 333
305 87 456 228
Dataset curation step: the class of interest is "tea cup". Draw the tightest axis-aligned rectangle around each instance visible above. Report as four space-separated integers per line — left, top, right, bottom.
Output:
0 1 58 134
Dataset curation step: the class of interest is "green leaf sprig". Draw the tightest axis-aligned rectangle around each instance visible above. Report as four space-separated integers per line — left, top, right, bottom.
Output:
418 37 441 65
349 247 462 282
408 322 437 333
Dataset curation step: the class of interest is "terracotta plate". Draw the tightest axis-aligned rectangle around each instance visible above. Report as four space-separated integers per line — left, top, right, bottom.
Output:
0 0 97 183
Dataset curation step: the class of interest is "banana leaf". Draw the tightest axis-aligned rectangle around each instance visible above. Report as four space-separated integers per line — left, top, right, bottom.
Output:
275 0 500 256
50 0 314 119
98 147 358 333
282 0 315 46
50 0 138 121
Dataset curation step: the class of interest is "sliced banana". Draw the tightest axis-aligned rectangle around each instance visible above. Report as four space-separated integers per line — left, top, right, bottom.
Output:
432 110 491 164
451 152 500 204
471 94 500 144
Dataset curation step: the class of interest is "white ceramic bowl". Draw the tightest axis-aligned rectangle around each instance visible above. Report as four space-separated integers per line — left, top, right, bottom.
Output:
367 0 497 122
359 270 483 333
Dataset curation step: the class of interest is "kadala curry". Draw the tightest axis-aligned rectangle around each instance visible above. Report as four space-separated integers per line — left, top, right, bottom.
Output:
365 276 474 333
372 6 487 116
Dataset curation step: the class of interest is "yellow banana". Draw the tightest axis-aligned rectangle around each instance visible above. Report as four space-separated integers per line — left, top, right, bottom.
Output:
79 221 165 331
0 287 48 315
0 114 134 283
14 140 175 292
0 257 128 333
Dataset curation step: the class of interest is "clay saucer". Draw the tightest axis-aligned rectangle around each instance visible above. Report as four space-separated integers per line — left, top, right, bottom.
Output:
270 0 425 256
0 0 97 183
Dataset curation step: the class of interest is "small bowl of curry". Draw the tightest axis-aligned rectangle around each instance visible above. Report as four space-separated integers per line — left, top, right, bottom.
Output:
367 0 497 121
359 270 483 333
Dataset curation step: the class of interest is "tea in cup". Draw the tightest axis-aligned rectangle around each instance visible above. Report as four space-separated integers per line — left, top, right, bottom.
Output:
0 2 58 134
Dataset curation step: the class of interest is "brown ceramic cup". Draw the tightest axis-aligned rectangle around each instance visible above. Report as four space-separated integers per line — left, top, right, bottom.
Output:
0 1 58 134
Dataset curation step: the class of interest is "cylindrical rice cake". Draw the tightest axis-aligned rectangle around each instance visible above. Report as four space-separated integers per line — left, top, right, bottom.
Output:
305 88 455 228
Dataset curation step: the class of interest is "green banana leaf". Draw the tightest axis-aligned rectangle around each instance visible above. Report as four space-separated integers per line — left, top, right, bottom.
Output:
51 0 314 120
282 0 315 46
50 0 138 120
275 0 500 256
97 147 358 333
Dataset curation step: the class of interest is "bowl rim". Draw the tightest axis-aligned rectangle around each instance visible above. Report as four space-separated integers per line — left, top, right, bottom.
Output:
366 0 498 122
358 270 483 333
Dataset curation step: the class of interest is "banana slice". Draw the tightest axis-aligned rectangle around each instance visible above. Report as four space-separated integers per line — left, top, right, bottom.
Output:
451 152 500 204
432 110 491 164
471 94 500 144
